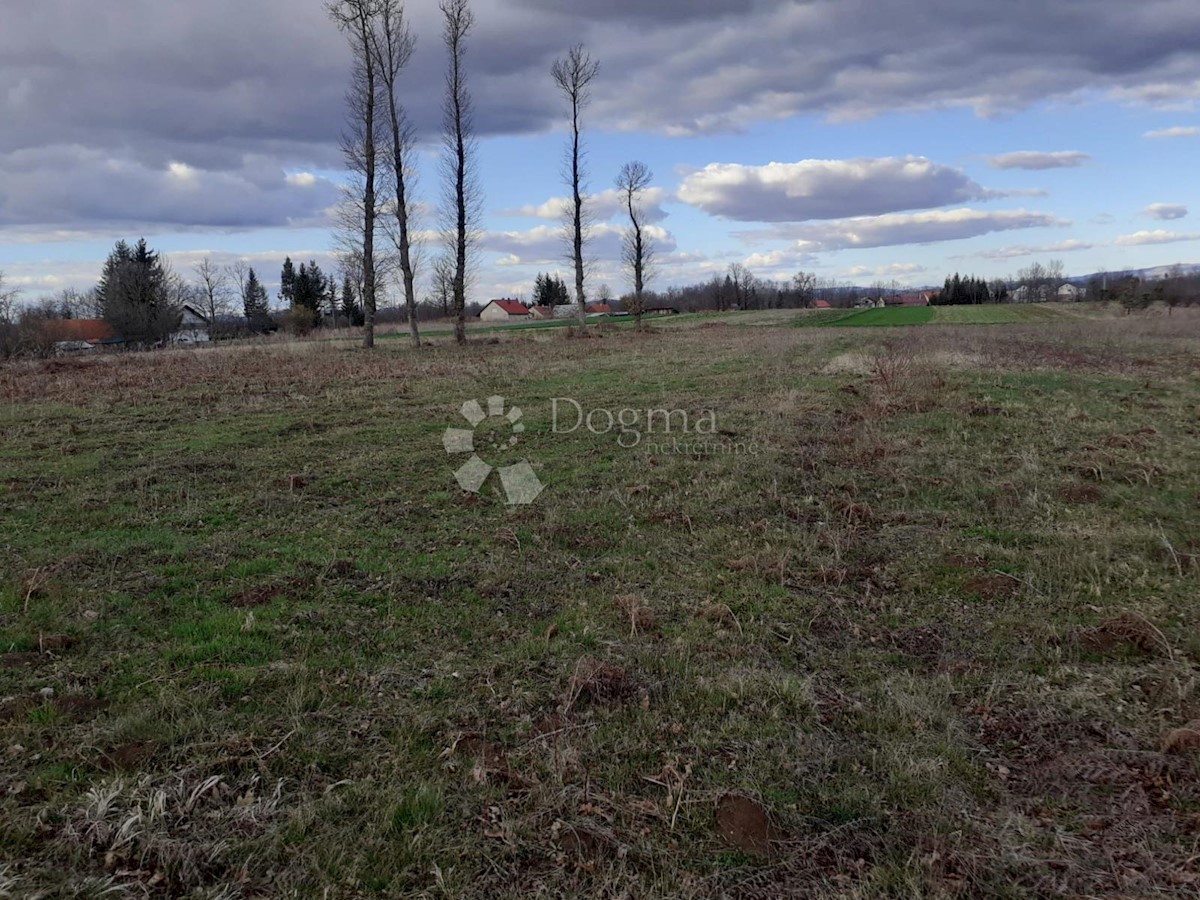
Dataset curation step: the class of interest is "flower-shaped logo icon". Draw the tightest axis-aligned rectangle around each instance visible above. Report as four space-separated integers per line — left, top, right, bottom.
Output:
443 396 544 505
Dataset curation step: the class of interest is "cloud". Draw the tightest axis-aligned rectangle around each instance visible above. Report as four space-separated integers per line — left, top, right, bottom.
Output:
678 157 991 222
974 240 1094 260
1144 126 1200 138
985 151 1090 170
1145 203 1188 220
479 222 676 266
842 263 928 278
0 146 340 232
1113 230 1200 246
2 0 1200 243
744 208 1069 252
506 187 671 223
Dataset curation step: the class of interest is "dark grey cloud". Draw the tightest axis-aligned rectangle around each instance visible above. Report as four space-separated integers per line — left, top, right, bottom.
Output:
2 0 1199 232
510 0 775 23
677 157 990 222
986 151 1090 170
0 147 340 231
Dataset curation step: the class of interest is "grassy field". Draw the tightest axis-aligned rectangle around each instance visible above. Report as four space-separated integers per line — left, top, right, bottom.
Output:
3 311 1200 897
792 304 1070 328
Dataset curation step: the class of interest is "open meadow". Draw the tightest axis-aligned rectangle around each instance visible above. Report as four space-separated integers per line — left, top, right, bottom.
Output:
3 308 1200 897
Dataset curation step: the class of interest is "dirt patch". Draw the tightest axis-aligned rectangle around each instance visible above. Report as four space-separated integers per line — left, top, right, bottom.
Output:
325 558 357 578
1072 612 1173 658
54 695 108 722
964 574 1021 600
890 625 945 664
1 652 47 669
1058 483 1103 504
0 695 35 722
230 585 289 608
98 741 157 771
451 734 528 788
715 793 776 857
563 658 637 712
613 594 658 635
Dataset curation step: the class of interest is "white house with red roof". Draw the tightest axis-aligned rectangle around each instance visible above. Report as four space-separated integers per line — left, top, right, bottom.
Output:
479 299 533 321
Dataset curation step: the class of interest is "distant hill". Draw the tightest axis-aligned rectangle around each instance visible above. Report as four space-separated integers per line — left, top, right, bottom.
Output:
1064 262 1200 285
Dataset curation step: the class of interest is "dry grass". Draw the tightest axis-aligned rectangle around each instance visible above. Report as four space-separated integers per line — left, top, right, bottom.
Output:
2 307 1199 896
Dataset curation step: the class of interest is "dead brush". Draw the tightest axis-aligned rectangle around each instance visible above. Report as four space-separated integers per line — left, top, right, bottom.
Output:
869 340 916 393
613 594 658 636
561 657 637 714
1073 611 1174 658
58 774 285 890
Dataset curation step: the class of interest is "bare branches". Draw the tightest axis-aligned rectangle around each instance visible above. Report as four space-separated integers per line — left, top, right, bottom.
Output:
551 44 600 333
192 258 232 323
440 0 478 345
369 0 421 347
329 0 382 348
0 270 18 325
616 161 655 326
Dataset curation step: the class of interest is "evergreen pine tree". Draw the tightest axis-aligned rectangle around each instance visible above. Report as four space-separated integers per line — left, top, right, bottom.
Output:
244 268 271 326
280 257 296 307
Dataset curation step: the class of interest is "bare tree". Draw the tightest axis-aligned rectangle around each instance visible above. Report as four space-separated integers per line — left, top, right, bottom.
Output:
551 45 601 333
329 0 381 349
0 270 18 325
792 271 817 308
440 0 477 345
727 263 753 310
616 160 654 328
369 0 422 349
192 258 232 324
428 253 454 318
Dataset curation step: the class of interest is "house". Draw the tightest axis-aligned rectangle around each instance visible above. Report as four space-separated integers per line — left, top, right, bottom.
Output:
530 305 557 320
812 299 832 310
48 319 117 354
173 303 211 344
585 303 613 316
1057 283 1081 301
479 299 532 321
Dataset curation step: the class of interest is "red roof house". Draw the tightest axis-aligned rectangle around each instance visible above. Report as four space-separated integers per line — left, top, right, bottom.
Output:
479 299 532 321
47 319 116 343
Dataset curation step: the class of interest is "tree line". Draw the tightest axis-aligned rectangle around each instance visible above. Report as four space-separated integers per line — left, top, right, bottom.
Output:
328 0 658 341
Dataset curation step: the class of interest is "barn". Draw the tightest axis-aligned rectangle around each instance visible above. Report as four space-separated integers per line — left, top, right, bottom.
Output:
479 299 532 321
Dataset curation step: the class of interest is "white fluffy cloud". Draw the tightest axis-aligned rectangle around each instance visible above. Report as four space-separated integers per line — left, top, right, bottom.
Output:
1114 230 1200 246
745 208 1068 252
678 157 992 222
974 240 1094 260
985 151 1090 170
1143 126 1200 139
506 187 671 224
479 222 676 266
1144 203 1188 221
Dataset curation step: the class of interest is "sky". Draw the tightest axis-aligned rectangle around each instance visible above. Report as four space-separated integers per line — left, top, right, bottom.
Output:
2 0 1199 305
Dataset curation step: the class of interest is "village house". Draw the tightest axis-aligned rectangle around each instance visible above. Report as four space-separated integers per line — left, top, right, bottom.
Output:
49 319 117 354
173 303 211 344
479 299 532 321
